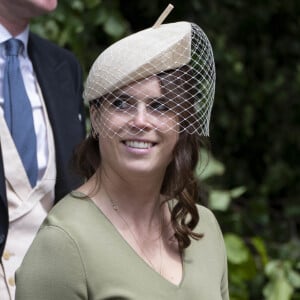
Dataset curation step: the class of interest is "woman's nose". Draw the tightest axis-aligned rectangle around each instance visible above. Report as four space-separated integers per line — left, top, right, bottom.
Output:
130 102 151 129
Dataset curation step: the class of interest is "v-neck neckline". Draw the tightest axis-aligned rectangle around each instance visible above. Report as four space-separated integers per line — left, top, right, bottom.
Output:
73 191 186 289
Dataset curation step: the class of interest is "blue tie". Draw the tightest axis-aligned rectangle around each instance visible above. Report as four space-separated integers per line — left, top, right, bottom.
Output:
3 38 38 187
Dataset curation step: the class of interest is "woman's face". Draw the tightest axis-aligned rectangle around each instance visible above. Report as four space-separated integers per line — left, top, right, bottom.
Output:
91 76 179 179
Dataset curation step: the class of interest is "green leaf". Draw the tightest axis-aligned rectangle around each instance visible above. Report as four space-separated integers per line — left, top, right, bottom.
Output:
208 186 246 211
288 269 300 288
86 0 102 9
103 15 127 39
229 186 247 198
225 234 249 264
209 190 231 211
196 149 225 180
251 236 269 266
71 0 84 11
265 260 284 278
263 278 293 300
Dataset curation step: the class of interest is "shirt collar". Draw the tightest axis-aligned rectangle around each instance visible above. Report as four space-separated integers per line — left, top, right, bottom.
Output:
0 24 30 58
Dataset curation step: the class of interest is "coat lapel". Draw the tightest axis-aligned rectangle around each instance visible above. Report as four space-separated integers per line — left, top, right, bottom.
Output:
27 33 85 201
0 143 8 255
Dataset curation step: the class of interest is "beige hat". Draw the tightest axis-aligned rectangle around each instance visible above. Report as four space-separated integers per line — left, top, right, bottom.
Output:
85 17 215 136
84 21 192 102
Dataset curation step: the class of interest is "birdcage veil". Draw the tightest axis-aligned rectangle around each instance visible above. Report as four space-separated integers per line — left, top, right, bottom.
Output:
84 5 215 138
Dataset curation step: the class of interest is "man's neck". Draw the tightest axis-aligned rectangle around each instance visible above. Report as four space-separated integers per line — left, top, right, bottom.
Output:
0 14 28 36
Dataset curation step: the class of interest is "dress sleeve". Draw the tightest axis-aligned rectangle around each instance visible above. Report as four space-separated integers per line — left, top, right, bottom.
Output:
203 207 230 300
15 225 87 300
221 257 229 300
212 213 230 300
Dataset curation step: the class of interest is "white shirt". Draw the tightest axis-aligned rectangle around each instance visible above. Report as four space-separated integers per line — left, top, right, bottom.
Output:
0 24 48 180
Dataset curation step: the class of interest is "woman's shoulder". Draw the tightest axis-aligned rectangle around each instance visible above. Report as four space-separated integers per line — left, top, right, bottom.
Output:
195 203 223 234
41 192 96 231
49 191 90 213
196 203 217 221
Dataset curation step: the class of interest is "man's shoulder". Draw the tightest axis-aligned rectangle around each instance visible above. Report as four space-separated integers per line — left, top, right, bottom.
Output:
28 32 79 63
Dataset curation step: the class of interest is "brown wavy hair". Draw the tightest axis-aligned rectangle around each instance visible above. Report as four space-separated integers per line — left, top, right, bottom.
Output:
158 66 204 250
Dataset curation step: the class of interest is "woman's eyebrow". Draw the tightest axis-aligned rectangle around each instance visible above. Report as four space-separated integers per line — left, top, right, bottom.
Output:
110 92 169 104
109 92 133 101
147 96 169 103
131 96 167 105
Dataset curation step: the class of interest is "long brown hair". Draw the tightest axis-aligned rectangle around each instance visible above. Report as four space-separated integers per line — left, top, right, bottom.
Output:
158 66 204 250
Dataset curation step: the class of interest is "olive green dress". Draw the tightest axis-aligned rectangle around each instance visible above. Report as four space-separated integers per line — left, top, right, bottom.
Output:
15 193 229 300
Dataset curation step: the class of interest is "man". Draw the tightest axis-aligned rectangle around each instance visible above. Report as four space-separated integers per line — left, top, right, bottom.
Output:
0 1 86 299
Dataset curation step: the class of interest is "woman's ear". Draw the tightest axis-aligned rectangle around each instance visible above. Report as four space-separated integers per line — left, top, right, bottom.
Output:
89 105 99 139
89 105 96 119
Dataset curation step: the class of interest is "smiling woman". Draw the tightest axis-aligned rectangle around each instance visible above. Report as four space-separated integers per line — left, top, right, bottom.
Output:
15 6 229 300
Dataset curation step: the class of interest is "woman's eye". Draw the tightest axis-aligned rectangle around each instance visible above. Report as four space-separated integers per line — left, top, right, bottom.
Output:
149 101 169 112
111 99 130 110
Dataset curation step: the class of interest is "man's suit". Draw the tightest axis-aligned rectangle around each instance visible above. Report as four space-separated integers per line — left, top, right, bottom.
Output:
0 32 86 257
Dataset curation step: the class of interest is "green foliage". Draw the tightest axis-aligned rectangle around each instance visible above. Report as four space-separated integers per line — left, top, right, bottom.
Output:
199 152 300 299
196 149 246 211
31 0 130 76
264 260 300 300
32 0 300 298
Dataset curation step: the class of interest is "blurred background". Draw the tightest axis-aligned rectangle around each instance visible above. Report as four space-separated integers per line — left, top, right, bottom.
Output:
32 0 300 299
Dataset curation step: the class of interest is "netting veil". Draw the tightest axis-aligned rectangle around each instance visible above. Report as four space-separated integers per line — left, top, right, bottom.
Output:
84 20 216 137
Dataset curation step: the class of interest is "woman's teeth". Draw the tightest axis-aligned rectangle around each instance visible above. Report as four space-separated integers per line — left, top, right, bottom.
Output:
125 141 153 149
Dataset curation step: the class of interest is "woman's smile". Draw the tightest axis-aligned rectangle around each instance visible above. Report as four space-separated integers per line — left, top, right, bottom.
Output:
122 140 156 149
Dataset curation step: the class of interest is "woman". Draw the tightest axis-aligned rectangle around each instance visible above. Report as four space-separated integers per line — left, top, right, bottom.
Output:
15 17 229 300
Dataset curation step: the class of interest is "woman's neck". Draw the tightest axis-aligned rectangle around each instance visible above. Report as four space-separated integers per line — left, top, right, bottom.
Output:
102 175 164 228
79 169 167 230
